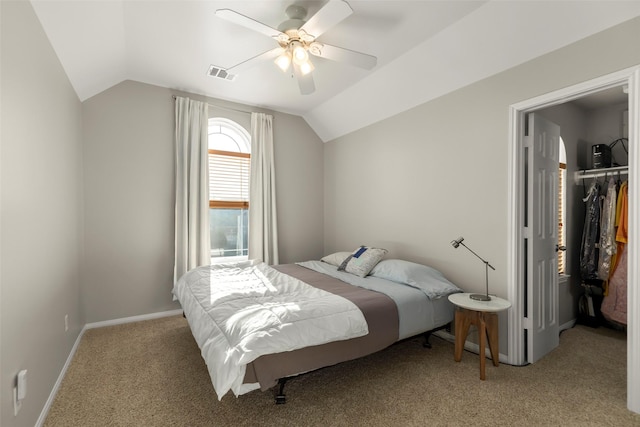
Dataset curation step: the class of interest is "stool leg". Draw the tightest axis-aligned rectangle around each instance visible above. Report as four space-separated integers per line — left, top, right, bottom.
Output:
478 314 486 381
454 308 472 362
484 313 500 367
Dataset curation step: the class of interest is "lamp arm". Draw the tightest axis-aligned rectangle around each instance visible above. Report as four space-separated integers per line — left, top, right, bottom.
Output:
459 242 496 270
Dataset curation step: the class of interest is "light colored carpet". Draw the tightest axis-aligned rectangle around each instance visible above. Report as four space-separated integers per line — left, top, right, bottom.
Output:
44 315 639 426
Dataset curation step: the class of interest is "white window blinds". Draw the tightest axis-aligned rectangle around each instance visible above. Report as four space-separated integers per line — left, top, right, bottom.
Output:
208 149 250 208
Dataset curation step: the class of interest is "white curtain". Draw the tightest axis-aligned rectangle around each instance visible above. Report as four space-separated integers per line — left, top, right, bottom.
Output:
249 112 279 265
174 97 210 283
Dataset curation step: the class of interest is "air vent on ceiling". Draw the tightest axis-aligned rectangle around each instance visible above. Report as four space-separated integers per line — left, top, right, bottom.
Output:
207 65 236 81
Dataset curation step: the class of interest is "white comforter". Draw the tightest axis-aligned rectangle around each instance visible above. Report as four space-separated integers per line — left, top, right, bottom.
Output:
173 261 369 400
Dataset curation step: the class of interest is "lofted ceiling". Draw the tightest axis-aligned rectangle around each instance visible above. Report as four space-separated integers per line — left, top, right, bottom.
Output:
31 0 640 142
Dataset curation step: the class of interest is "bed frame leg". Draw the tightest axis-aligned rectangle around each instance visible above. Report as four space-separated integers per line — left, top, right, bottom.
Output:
275 378 287 404
423 331 433 349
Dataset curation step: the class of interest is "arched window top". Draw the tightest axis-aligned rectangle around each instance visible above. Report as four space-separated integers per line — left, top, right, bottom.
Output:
559 137 567 164
208 117 251 153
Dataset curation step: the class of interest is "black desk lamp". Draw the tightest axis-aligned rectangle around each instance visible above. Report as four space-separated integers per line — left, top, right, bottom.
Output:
451 237 495 301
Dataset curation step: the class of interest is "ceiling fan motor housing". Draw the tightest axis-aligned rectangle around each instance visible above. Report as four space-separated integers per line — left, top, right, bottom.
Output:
277 4 308 31
276 4 320 57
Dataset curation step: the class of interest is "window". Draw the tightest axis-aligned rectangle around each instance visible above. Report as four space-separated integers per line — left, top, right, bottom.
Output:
208 118 250 261
558 138 567 275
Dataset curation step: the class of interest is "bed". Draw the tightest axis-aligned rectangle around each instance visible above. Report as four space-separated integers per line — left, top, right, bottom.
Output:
172 248 462 403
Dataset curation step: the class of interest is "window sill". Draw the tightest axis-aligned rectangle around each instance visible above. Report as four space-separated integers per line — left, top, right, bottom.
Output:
210 255 249 265
559 274 570 285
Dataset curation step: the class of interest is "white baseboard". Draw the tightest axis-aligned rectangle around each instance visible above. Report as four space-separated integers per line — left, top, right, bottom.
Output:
36 309 184 427
84 309 183 330
35 327 85 427
560 319 577 333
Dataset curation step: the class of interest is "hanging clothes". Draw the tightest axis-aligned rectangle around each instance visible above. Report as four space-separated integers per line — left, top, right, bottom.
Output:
601 179 628 326
615 181 628 244
601 244 628 326
580 180 601 280
609 180 628 277
597 177 617 284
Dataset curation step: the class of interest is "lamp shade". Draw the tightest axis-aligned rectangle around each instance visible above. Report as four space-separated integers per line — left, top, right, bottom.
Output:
299 59 314 75
291 42 308 65
274 51 292 72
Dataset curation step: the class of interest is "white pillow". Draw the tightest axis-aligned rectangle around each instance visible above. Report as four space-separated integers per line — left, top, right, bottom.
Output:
338 246 388 277
370 259 462 299
320 252 352 267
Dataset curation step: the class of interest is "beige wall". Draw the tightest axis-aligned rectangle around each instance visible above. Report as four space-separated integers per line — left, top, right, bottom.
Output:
82 81 177 323
324 16 640 353
82 80 324 323
1 1 84 426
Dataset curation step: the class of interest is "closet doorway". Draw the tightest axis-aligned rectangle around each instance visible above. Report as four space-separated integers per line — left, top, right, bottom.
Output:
537 87 629 336
506 66 640 414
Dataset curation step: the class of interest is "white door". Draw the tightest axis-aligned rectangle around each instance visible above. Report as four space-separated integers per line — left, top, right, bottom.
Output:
525 112 560 363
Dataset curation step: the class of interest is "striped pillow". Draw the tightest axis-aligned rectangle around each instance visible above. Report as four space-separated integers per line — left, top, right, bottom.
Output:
338 246 388 277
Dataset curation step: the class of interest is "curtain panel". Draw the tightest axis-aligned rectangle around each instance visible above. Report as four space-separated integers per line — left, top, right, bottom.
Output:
174 97 210 283
249 112 279 265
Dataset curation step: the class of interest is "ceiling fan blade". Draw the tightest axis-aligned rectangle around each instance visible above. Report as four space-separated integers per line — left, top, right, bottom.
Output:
293 63 315 95
216 9 283 39
300 0 353 38
313 43 377 70
228 47 284 74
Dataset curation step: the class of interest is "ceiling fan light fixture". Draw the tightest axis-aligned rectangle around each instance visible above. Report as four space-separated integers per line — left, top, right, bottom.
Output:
299 59 314 76
274 51 292 72
291 42 308 65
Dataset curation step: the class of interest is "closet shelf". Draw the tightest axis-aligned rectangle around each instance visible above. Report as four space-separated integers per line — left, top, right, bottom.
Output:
574 165 628 185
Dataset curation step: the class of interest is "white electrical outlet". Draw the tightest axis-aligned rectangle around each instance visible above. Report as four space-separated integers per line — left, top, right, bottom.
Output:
17 370 27 400
65 314 69 332
14 369 27 416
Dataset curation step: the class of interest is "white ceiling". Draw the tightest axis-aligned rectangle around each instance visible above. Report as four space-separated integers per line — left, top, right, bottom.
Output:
31 0 640 142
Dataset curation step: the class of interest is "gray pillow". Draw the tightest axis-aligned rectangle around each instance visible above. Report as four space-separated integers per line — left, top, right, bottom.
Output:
370 259 462 298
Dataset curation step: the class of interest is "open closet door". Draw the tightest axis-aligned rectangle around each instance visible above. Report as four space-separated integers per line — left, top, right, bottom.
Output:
526 112 560 363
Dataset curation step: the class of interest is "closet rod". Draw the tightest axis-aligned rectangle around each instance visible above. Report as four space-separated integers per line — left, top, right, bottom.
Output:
574 166 629 185
171 95 252 115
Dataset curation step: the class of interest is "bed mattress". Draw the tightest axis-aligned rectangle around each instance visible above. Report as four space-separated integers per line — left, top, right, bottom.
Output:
174 261 456 399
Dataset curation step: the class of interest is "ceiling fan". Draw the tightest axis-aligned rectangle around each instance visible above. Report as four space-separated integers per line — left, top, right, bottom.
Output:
215 0 377 95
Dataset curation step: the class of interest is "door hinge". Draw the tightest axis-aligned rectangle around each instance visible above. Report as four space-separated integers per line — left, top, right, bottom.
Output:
523 317 532 329
524 135 533 148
